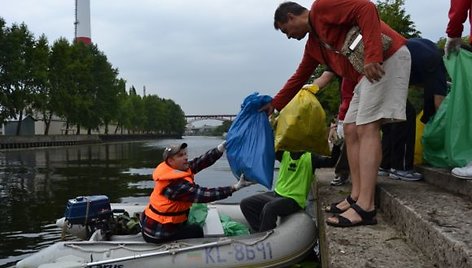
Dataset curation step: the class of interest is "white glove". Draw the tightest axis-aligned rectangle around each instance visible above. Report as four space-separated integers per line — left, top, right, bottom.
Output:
232 174 255 191
445 37 462 57
336 120 344 139
217 141 226 153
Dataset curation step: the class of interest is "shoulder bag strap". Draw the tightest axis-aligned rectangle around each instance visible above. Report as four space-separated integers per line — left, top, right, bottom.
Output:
308 11 336 72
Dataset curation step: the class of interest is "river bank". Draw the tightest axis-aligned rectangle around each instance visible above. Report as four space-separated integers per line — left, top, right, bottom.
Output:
0 134 181 150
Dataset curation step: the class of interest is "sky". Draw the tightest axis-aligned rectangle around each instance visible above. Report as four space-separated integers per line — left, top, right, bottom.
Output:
2 0 469 116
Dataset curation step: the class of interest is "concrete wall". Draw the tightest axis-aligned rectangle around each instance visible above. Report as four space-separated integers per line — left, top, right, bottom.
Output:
6 116 128 136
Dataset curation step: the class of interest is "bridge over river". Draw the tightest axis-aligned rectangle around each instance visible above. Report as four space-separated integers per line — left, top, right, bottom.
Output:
185 114 236 124
184 114 236 135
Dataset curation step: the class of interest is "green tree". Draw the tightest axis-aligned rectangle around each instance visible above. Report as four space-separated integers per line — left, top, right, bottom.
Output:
49 38 74 134
88 45 120 134
0 18 9 123
1 23 36 135
143 94 163 133
0 16 189 137
30 34 52 134
113 79 129 134
212 120 232 136
163 99 186 135
126 90 146 133
376 0 421 38
67 42 94 134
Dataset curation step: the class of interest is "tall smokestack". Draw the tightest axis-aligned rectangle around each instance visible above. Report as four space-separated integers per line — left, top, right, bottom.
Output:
74 0 91 44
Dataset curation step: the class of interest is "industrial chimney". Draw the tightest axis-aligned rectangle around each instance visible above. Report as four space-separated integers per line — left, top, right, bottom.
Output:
74 0 91 44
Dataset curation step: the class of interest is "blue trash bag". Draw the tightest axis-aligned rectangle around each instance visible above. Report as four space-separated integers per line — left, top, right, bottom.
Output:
226 92 275 189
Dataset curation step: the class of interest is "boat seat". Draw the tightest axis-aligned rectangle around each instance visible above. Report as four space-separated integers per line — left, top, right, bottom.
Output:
203 206 225 237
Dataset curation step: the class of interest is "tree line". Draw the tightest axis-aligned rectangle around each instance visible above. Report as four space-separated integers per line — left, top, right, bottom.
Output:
0 18 186 136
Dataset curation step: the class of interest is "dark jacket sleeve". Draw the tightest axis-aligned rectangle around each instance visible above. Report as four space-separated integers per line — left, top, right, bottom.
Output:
188 148 223 174
311 144 341 169
275 151 284 162
163 179 233 203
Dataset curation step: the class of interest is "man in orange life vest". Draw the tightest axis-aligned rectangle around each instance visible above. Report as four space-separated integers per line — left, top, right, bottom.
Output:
141 142 253 243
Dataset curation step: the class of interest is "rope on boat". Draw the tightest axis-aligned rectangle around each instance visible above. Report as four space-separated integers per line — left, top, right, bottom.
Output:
231 229 274 246
65 229 274 254
81 239 233 267
65 242 179 253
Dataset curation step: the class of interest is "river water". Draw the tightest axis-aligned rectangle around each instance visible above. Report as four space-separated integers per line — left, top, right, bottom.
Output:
0 136 269 267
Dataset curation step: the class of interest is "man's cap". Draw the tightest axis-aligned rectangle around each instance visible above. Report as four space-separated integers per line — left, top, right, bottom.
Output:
163 143 187 161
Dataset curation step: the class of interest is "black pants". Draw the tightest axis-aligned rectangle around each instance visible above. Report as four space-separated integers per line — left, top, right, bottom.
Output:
240 192 301 232
142 223 203 244
334 142 350 178
381 100 416 171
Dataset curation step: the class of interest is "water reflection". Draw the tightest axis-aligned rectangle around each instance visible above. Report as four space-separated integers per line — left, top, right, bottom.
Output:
0 136 267 267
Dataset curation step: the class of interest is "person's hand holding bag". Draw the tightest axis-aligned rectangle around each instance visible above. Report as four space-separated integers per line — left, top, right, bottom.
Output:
232 174 256 192
445 37 462 58
217 141 226 153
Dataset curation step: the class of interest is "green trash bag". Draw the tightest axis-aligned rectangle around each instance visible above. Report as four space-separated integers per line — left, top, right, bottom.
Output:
423 95 450 167
187 203 208 227
423 49 472 167
187 204 250 236
219 214 250 236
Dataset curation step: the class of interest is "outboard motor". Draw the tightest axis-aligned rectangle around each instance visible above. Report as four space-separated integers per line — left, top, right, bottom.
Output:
64 195 113 239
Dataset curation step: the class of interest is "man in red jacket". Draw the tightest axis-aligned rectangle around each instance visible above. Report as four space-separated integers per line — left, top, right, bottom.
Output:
261 1 411 227
445 0 472 56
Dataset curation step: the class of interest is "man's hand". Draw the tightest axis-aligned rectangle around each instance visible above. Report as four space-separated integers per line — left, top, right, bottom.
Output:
445 37 462 58
232 174 256 192
328 122 338 144
259 102 275 116
363 62 385 83
217 141 226 153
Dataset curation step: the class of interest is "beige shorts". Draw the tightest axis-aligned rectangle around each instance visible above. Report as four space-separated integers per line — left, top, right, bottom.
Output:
344 46 411 125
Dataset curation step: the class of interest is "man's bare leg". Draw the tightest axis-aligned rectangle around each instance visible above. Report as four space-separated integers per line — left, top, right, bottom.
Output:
328 120 381 223
329 122 360 212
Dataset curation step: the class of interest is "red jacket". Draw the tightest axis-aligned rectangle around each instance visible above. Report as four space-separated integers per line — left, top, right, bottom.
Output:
446 0 472 44
272 0 406 111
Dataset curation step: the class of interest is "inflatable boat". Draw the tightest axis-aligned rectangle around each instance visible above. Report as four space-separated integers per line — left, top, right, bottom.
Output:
16 196 317 268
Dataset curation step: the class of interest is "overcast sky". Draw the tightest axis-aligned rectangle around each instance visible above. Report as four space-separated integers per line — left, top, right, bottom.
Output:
2 0 469 116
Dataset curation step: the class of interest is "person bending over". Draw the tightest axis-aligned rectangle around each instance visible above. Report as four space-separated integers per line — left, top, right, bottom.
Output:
261 1 410 227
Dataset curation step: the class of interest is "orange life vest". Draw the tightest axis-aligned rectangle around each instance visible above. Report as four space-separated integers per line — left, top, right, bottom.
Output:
144 162 194 224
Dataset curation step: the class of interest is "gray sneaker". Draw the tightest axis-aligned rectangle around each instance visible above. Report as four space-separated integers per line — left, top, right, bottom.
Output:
389 169 423 181
330 176 349 186
378 167 391 176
